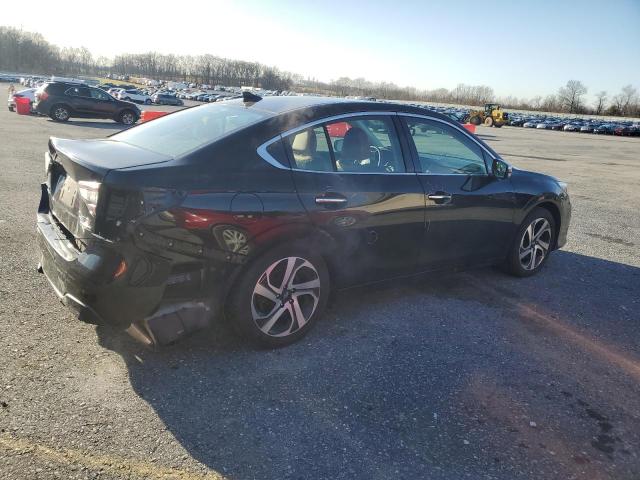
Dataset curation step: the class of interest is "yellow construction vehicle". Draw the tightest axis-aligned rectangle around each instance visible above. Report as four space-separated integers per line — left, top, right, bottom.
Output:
467 103 508 128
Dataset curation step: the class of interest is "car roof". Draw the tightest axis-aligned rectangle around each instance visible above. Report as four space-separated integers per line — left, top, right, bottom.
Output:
221 95 456 121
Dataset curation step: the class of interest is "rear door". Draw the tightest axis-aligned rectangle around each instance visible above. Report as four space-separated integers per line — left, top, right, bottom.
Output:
400 115 516 267
283 113 426 285
64 86 93 116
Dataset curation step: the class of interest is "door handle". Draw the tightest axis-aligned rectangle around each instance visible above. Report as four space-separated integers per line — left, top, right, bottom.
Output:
315 194 347 206
427 193 452 204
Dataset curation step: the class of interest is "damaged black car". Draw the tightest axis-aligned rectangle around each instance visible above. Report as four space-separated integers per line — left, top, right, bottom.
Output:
36 94 571 348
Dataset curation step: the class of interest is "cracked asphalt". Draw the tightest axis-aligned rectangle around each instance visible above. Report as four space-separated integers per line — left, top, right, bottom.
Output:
1 85 639 479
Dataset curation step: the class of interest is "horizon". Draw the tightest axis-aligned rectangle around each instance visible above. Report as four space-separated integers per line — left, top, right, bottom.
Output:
7 0 640 104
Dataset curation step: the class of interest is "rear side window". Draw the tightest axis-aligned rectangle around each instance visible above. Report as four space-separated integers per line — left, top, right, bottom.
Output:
282 116 406 173
65 87 91 97
112 104 270 157
285 127 333 171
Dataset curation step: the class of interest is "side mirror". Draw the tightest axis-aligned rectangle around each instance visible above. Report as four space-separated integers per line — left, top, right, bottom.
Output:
492 158 512 179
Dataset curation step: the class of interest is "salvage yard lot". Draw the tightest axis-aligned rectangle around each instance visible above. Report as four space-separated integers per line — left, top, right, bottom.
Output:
1 91 639 480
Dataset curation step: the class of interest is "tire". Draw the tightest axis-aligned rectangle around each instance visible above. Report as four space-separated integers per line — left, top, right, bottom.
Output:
493 123 503 128
469 115 482 126
505 207 555 277
50 104 70 122
118 110 137 126
144 99 151 105
225 243 330 348
8 105 14 112
484 116 494 127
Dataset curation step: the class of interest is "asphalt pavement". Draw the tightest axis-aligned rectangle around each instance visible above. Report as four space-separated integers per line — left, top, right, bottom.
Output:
1 87 639 479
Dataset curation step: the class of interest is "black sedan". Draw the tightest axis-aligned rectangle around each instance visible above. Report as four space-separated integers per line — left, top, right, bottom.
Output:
36 95 571 348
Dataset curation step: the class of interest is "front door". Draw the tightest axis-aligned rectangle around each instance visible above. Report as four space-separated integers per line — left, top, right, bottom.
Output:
400 115 516 268
284 114 426 286
89 88 117 118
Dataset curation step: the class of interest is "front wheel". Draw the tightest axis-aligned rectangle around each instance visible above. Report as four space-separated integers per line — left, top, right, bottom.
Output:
469 115 482 125
484 116 494 127
118 110 137 125
226 245 330 348
144 99 151 105
505 208 555 277
8 105 14 112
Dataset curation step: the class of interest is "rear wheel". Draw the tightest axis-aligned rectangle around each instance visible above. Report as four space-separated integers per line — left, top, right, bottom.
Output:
505 208 555 277
493 122 503 128
50 104 70 122
484 116 494 127
118 110 137 125
144 99 152 105
226 244 330 348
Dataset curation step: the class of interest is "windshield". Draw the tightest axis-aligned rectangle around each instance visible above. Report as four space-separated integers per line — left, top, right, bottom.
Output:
112 103 270 157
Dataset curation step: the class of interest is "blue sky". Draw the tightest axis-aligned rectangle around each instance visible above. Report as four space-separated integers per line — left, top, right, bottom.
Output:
15 0 640 102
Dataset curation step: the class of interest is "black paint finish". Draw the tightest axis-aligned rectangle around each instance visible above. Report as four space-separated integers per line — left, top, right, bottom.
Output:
35 96 571 342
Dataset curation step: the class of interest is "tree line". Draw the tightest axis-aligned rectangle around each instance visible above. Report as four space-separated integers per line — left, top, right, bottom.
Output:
1 26 638 117
0 26 294 91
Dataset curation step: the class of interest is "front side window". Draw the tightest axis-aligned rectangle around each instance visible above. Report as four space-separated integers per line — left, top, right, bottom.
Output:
90 88 110 100
282 116 406 173
404 118 488 175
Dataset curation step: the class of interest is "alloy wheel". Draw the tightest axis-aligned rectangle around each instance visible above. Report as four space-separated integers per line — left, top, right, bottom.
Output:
121 112 135 125
54 107 68 121
519 218 552 271
251 256 321 337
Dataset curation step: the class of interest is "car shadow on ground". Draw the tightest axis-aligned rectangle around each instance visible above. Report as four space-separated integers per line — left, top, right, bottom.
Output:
96 251 640 479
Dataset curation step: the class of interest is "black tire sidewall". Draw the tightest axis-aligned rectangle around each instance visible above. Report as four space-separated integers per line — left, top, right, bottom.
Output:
226 243 330 348
507 208 556 277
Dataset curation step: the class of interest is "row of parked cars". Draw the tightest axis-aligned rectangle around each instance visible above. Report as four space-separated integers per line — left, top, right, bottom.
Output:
508 115 640 136
409 102 640 136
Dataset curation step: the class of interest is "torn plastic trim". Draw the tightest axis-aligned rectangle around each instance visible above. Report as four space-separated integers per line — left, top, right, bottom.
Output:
127 301 212 347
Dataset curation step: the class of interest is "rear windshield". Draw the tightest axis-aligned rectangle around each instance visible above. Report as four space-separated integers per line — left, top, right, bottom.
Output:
112 103 270 157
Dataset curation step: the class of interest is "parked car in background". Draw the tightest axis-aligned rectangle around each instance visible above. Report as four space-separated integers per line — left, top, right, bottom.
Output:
34 81 141 124
614 125 634 136
594 124 614 134
117 89 152 104
152 93 184 106
35 95 571 348
8 87 36 111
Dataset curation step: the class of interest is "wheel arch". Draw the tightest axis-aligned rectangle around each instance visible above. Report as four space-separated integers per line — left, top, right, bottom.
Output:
524 200 561 250
219 224 337 308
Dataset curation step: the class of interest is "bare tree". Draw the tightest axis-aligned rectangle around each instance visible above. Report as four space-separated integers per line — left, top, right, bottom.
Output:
557 80 587 113
594 91 607 115
530 96 543 110
619 85 638 115
542 94 559 112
